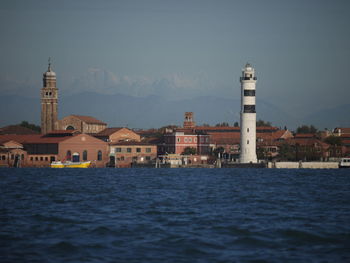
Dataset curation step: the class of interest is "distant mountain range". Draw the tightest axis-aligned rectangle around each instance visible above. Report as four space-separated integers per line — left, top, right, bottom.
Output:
1 92 349 130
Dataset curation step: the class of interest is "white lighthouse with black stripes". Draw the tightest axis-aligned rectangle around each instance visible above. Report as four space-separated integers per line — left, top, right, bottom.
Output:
239 63 258 163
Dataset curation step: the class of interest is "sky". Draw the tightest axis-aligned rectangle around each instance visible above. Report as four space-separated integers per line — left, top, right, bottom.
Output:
1 0 349 128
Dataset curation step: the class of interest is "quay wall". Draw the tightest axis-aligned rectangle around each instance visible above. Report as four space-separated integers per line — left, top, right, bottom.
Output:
268 162 338 169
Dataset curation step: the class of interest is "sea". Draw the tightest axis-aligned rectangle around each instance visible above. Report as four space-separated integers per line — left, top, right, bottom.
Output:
1 168 350 263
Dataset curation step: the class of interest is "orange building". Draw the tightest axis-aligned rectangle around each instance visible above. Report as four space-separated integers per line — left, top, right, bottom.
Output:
0 131 109 167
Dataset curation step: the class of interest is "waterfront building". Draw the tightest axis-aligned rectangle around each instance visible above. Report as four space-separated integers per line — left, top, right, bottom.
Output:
162 129 210 155
41 59 58 134
0 131 109 167
58 115 107 134
109 141 157 168
239 63 258 163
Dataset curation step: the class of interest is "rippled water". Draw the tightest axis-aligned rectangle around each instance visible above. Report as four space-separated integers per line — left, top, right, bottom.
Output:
1 168 350 262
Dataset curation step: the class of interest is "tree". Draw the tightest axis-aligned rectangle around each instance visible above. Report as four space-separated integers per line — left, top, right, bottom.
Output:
19 121 41 133
256 119 272 127
234 122 239 127
324 136 342 146
215 122 229 127
213 147 225 157
296 125 318 134
182 147 197 155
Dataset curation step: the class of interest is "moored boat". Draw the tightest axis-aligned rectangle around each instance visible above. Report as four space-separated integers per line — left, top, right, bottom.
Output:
339 158 350 168
51 161 91 168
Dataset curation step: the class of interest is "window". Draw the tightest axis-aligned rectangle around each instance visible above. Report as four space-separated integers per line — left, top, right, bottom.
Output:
146 156 151 161
120 156 124 161
127 148 132 153
83 150 88 161
206 138 209 143
184 137 188 143
66 150 72 160
194 138 197 143
115 147 121 153
189 138 192 143
21 154 24 160
35 157 38 161
146 148 151 153
132 156 138 162
97 150 102 161
247 128 249 132
11 154 14 160
247 140 249 145
40 157 43 161
2 155 5 160
177 138 180 142
244 90 255 96
30 157 33 161
244 105 256 113
136 148 141 153
45 157 48 161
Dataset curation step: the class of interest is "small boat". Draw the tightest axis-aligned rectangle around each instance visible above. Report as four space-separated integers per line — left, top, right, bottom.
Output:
51 161 91 168
339 158 350 168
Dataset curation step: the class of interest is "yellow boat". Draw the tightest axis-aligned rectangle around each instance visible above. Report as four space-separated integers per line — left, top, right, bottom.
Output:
51 161 91 168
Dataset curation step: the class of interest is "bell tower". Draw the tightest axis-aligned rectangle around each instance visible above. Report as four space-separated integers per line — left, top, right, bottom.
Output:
183 112 196 129
41 58 58 134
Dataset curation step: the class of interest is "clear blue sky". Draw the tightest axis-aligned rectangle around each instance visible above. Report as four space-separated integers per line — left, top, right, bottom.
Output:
1 0 349 127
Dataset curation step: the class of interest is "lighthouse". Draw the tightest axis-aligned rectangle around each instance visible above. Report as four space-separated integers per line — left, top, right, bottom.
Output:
239 63 257 163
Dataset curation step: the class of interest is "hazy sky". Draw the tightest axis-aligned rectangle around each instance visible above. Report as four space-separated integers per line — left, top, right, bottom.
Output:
1 0 349 127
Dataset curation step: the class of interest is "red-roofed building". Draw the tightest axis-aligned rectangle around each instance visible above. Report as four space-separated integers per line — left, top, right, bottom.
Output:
0 132 108 167
58 115 107 134
94 127 140 143
109 141 157 168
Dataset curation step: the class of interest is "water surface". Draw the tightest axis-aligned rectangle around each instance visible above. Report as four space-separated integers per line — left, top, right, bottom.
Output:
1 168 350 262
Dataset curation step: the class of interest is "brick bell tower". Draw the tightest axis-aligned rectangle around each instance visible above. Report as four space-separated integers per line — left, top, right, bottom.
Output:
41 58 58 134
183 112 196 129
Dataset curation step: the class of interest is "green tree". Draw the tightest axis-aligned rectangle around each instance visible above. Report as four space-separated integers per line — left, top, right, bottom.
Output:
278 143 296 161
324 136 342 146
19 121 41 133
182 147 197 155
256 119 272 127
234 122 239 127
213 147 225 157
215 122 229 127
296 125 318 134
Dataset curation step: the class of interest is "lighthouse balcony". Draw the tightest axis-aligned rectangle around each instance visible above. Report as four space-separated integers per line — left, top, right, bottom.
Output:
240 77 257 81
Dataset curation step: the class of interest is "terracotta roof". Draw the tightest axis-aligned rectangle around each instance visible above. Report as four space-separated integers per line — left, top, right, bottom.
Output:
95 127 124 136
0 134 71 144
0 125 39 135
111 141 156 146
71 115 106 125
283 138 330 149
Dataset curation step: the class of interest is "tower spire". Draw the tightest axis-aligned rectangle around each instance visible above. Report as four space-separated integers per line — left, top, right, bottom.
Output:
48 57 51 71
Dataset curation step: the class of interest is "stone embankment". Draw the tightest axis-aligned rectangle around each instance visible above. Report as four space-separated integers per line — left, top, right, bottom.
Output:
268 162 339 169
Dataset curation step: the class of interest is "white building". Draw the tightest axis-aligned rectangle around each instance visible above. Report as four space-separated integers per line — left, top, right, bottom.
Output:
239 63 258 163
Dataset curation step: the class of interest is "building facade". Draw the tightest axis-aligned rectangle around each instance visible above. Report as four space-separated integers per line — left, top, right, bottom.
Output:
109 142 157 168
41 59 58 134
162 130 210 155
239 63 258 163
58 115 107 134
